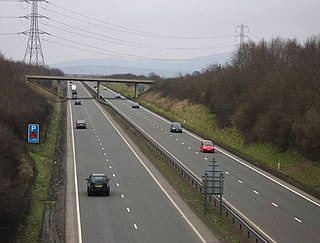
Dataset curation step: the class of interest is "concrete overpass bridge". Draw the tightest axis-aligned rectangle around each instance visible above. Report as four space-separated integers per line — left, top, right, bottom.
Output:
25 75 155 98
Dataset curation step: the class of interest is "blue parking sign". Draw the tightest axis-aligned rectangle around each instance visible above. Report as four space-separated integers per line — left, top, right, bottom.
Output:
28 124 40 143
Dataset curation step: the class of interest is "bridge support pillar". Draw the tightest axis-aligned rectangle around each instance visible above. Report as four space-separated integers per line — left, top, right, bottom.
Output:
97 81 101 98
135 83 138 98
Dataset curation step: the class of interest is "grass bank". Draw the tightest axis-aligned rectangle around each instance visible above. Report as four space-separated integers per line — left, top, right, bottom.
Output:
17 101 60 243
139 92 320 197
106 83 320 196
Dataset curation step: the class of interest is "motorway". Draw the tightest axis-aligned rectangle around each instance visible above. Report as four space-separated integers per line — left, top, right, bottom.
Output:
88 82 320 243
66 82 217 243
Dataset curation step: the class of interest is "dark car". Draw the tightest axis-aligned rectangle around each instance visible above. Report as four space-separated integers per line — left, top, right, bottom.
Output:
74 100 81 105
170 122 182 133
115 93 121 99
86 173 110 196
131 102 139 108
75 120 86 129
200 140 215 153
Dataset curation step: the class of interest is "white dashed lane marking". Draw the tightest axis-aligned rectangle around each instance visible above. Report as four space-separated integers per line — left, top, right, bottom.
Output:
121 194 124 198
127 208 131 213
103 153 106 156
196 152 199 155
294 217 302 223
272 203 279 208
204 158 208 160
181 142 184 145
112 174 115 177
225 171 230 175
238 180 243 184
188 147 191 149
134 224 138 230
116 183 120 187
109 166 112 169
253 190 259 195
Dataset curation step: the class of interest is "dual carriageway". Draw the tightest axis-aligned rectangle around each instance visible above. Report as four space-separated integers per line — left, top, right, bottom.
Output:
63 79 320 243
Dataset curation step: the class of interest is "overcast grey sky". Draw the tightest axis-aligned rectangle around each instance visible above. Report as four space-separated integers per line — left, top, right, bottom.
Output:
0 0 320 65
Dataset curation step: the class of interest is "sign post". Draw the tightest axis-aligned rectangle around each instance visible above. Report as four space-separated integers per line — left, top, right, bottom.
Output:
28 124 40 143
202 158 224 215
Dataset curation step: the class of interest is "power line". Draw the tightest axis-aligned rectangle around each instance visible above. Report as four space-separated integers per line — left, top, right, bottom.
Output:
44 22 235 51
47 38 233 61
44 0 235 40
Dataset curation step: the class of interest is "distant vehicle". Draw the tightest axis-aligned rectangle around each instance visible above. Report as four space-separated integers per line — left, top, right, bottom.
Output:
86 173 110 196
170 122 182 133
71 84 77 99
200 140 215 153
74 100 81 105
131 102 139 108
75 120 86 129
94 85 97 89
115 93 121 99
102 86 107 90
71 84 77 91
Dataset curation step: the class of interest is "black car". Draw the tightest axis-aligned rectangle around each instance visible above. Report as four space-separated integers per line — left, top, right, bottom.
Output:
131 102 139 108
75 120 86 129
86 173 110 196
170 122 182 133
74 100 81 105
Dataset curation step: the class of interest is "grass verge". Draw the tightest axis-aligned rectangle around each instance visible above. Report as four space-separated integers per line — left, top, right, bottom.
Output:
105 84 320 196
138 92 320 197
17 101 60 243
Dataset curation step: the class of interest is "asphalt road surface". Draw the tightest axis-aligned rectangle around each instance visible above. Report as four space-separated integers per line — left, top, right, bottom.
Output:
90 82 320 243
66 82 218 243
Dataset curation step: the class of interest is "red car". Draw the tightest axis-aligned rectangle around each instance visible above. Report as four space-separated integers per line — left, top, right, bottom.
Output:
200 140 215 153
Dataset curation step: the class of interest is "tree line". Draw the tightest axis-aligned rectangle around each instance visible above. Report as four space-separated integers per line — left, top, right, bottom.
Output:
0 53 63 241
149 36 320 161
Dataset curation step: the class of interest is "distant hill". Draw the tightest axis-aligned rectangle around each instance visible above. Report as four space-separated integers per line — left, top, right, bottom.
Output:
50 53 232 77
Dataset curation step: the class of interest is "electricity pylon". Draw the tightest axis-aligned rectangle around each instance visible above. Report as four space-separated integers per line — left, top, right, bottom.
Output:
23 0 47 65
235 24 249 46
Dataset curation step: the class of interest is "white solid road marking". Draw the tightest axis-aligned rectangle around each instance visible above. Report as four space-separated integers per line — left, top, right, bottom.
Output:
133 224 138 230
225 171 230 175
121 194 124 198
238 180 243 184
68 99 83 243
272 203 279 208
294 217 302 223
253 190 259 195
116 183 120 187
127 208 131 213
91 99 207 243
